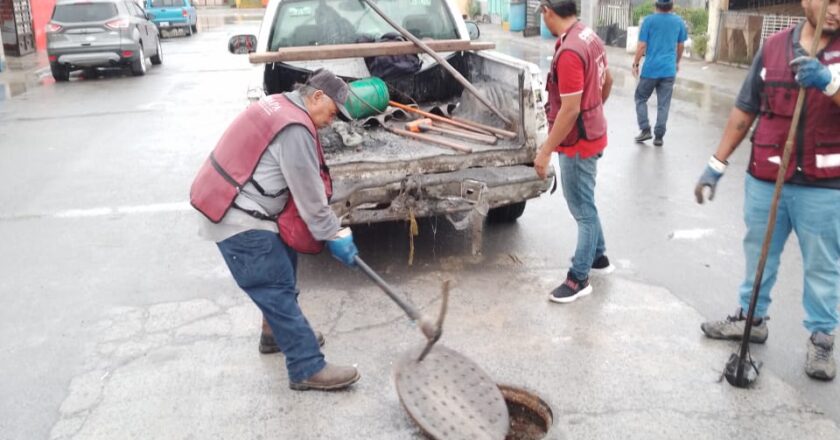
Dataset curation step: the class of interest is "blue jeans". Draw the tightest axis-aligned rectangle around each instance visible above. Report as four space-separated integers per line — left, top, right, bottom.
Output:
559 152 606 280
635 77 675 138
217 230 325 382
739 175 840 334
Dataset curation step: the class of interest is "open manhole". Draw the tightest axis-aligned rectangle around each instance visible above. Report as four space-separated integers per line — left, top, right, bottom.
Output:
499 385 554 440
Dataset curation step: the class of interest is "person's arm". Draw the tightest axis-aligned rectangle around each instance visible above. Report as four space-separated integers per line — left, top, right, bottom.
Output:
695 52 763 203
676 19 687 71
633 18 649 77
272 125 341 241
601 68 613 103
676 42 684 70
712 108 757 163
534 52 585 179
544 94 582 151
633 42 646 77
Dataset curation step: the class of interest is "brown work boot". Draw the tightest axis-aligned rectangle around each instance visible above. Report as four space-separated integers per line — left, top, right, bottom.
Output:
259 331 325 354
289 363 361 391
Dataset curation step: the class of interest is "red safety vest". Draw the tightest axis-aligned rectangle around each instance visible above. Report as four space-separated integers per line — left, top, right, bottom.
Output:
749 27 840 181
545 21 608 148
190 94 333 254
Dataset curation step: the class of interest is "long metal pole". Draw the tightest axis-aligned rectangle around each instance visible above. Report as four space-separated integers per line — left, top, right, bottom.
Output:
358 0 514 127
735 0 829 384
354 256 422 321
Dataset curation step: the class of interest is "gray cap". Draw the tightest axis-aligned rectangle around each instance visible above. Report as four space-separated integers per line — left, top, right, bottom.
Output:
306 68 351 120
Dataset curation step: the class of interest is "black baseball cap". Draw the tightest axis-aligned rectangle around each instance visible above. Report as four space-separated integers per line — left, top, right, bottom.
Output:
306 68 351 119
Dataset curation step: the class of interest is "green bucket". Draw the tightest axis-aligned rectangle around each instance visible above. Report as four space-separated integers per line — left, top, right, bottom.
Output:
345 77 390 119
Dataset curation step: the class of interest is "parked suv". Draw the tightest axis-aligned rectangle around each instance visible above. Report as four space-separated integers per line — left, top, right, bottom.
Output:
145 0 198 36
47 0 163 81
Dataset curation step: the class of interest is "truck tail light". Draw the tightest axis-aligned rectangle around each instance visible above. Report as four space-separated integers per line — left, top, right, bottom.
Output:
46 22 62 33
49 55 57 62
105 18 130 30
181 8 188 16
122 50 134 58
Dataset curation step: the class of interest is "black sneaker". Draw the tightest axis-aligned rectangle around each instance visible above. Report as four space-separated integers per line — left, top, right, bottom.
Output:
590 255 615 275
653 137 664 147
634 129 652 142
549 272 593 304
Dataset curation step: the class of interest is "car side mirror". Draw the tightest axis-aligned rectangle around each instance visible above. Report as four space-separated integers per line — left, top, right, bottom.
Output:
228 34 257 54
465 21 480 40
145 12 153 20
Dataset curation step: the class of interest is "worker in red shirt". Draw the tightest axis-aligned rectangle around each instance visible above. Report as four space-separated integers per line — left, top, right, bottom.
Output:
534 0 615 303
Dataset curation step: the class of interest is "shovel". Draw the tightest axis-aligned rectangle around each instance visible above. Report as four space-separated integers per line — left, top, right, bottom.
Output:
354 256 509 439
723 0 829 388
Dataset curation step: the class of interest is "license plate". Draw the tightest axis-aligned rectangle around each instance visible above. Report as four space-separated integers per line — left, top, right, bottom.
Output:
160 22 169 27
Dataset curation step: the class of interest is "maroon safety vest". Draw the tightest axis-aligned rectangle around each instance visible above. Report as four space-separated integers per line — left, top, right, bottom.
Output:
749 27 840 182
545 21 608 147
190 94 333 254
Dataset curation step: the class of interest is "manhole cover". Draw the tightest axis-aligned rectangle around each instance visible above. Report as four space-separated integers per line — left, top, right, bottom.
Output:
395 344 509 440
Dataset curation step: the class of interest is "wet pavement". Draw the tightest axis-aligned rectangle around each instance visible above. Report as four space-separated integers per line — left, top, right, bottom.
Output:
1 8 838 440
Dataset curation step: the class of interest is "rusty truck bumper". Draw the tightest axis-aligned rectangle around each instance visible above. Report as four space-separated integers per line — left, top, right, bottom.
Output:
332 164 552 225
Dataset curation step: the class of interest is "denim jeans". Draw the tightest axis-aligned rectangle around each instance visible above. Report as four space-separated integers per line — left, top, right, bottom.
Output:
558 152 606 280
634 77 675 138
738 175 840 334
217 230 325 382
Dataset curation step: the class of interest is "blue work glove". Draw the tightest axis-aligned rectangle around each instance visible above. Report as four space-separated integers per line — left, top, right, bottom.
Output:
694 155 728 204
790 56 840 96
327 227 358 267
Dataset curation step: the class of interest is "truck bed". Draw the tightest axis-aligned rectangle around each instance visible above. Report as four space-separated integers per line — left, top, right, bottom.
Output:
266 51 533 169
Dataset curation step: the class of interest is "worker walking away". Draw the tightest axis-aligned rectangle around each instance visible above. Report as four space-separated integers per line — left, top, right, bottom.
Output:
191 69 362 391
695 0 840 380
533 0 615 304
631 0 687 147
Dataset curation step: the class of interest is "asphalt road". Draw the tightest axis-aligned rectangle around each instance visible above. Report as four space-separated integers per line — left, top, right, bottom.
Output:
0 8 837 439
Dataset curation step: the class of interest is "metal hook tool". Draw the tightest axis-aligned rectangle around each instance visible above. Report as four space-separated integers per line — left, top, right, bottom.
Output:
354 256 448 361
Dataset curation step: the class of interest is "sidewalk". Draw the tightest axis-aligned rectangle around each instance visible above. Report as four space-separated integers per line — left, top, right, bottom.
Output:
479 23 749 97
0 50 50 101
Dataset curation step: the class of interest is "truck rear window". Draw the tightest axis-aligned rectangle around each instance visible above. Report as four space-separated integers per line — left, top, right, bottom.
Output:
53 3 119 22
149 0 184 7
269 0 459 50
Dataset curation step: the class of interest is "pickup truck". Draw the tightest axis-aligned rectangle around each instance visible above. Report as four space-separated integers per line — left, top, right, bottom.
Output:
229 0 551 254
144 0 197 36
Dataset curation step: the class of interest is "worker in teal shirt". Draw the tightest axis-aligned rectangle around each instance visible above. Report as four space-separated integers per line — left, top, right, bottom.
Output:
631 0 687 146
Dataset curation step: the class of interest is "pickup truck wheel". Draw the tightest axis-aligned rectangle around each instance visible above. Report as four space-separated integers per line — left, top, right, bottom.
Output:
487 201 526 223
131 46 147 76
50 63 70 82
186 24 193 36
150 38 163 65
191 24 197 34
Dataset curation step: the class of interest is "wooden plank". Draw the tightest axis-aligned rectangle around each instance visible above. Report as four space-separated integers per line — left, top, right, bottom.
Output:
249 40 495 64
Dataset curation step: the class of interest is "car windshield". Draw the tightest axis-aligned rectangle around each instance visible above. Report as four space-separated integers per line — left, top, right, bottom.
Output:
269 0 459 50
53 2 119 22
150 0 183 7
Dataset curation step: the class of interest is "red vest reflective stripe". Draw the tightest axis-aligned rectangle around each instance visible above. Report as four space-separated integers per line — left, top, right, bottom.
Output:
190 94 333 254
749 27 840 181
545 21 608 147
